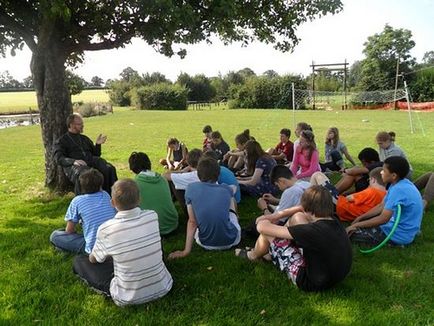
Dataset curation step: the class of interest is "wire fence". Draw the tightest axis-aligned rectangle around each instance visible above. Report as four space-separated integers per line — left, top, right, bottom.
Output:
291 88 408 110
288 85 428 136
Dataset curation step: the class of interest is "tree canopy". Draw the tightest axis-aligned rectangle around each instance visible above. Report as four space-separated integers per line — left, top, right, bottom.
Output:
0 70 21 88
421 51 434 66
0 0 343 191
357 24 415 91
65 70 86 95
1 0 343 61
90 76 104 87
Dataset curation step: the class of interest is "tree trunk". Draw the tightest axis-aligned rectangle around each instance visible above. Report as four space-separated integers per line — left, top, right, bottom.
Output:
31 43 73 192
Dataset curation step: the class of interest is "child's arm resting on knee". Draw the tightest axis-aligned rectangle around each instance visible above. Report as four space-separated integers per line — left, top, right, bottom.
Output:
351 202 384 224
257 219 294 240
344 166 369 176
256 205 303 224
168 205 197 259
347 209 392 233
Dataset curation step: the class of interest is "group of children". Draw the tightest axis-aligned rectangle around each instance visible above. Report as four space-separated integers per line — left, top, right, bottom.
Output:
50 122 432 305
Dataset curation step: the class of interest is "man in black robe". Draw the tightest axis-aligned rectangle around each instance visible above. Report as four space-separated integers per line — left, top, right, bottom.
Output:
54 114 117 194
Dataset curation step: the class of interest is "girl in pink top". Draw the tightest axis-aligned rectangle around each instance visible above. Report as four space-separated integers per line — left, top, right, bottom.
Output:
290 130 320 180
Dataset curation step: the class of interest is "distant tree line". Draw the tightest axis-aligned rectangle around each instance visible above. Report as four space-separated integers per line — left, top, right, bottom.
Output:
0 70 106 93
106 24 434 110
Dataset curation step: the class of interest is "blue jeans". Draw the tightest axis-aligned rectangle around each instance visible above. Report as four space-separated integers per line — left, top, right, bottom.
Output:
320 150 344 172
50 229 85 254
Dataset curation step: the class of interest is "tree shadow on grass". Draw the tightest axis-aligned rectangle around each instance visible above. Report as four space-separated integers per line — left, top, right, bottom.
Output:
1 217 433 324
2 189 434 323
10 195 72 221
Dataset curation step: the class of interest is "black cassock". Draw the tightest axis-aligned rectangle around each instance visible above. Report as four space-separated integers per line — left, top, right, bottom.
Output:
53 132 117 194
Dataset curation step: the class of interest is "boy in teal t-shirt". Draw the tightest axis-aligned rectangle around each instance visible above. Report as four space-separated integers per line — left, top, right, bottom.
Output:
347 156 423 246
129 152 178 235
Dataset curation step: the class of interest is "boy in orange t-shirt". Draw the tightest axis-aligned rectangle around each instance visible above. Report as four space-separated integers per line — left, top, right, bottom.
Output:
311 167 386 222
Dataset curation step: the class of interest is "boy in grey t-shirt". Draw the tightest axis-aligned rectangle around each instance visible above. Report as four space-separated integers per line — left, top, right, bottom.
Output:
258 165 310 223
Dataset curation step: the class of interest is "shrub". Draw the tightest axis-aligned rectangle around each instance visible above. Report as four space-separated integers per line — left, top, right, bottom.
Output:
227 99 240 109
229 75 307 109
73 102 113 117
107 80 131 106
132 83 188 110
409 67 434 102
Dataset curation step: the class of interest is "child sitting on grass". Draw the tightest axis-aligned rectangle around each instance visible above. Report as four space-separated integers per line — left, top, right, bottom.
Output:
242 165 310 239
257 165 310 222
129 151 179 236
292 122 313 158
290 130 320 181
335 147 383 194
202 150 241 204
311 167 386 222
320 127 356 172
159 137 188 170
202 125 213 151
238 140 277 197
163 148 202 216
222 129 251 172
73 179 173 306
210 131 230 162
266 128 294 164
347 156 423 246
50 168 116 254
376 131 413 178
235 186 352 292
168 157 241 259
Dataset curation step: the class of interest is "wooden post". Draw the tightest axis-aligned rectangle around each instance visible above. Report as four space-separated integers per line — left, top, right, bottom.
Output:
393 56 400 110
312 61 316 110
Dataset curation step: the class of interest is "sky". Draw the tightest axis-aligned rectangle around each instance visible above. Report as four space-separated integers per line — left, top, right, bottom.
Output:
0 0 433 82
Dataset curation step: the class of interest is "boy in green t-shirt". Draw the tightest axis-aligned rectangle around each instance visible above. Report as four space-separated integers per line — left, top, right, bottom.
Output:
129 151 179 235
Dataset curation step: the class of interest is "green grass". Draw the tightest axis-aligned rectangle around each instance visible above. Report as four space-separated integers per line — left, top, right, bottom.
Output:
1 108 434 324
0 89 110 114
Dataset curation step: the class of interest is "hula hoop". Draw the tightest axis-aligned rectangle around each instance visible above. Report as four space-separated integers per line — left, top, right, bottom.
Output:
359 204 401 254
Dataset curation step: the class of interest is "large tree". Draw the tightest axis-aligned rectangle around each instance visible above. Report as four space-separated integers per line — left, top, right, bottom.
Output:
358 24 416 91
90 76 104 87
0 0 343 191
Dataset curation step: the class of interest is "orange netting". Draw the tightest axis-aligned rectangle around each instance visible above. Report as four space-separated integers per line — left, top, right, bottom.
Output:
352 101 434 112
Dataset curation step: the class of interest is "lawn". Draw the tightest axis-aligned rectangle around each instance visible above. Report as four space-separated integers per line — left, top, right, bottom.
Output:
0 108 433 324
0 89 110 114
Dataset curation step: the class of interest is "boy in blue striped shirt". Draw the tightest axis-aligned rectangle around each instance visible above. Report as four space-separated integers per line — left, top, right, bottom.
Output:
50 168 116 254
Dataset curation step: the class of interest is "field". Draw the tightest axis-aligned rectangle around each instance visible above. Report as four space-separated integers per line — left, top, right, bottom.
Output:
0 89 110 114
1 108 434 324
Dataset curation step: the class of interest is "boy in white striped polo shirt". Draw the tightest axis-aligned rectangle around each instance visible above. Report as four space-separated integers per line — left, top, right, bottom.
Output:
50 169 116 254
73 179 173 306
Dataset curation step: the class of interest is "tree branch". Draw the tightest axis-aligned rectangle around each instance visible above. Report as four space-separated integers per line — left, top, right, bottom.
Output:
73 30 137 52
0 7 37 51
